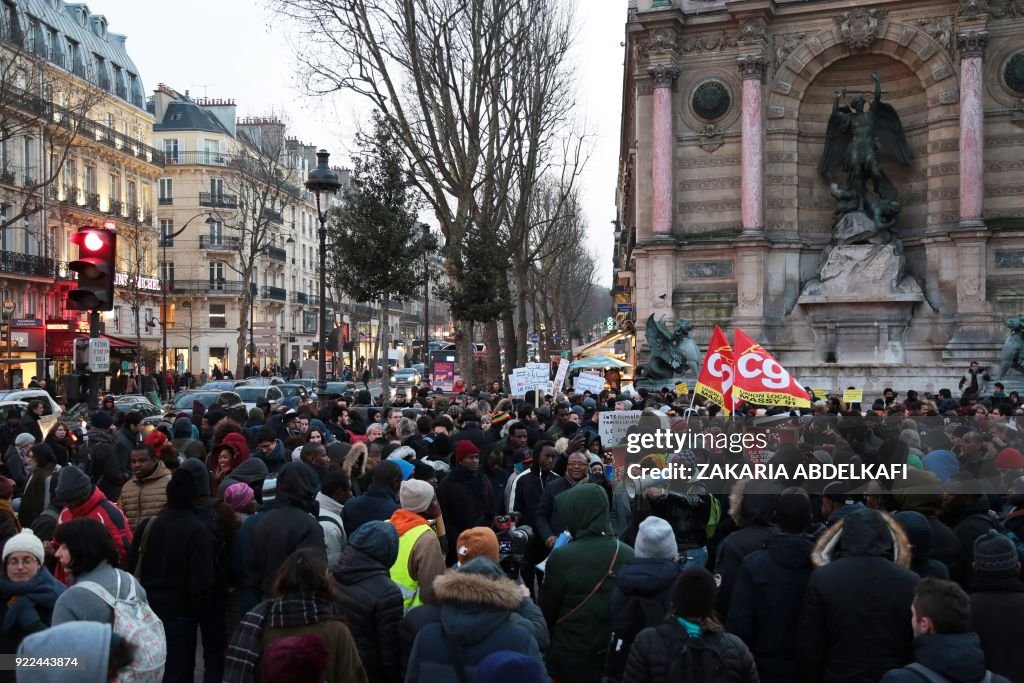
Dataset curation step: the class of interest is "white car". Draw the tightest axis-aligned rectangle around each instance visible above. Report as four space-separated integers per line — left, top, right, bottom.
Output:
0 389 64 439
234 385 285 412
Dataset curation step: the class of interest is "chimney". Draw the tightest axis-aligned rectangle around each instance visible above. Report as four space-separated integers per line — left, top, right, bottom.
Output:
195 97 237 137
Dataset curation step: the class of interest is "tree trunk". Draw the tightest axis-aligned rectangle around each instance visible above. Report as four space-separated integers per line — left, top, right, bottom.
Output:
457 321 475 391
134 306 142 372
502 302 517 379
515 263 530 368
483 320 501 387
236 290 250 380
379 298 390 402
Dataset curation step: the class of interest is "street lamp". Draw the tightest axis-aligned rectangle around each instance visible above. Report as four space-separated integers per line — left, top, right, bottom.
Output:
421 223 430 365
161 212 215 389
305 150 341 410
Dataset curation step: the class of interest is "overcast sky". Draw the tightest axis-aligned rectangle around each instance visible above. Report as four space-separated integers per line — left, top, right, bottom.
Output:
88 0 625 287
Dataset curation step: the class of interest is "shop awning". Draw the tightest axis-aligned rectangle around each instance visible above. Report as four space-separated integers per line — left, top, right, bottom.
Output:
46 331 138 356
572 330 631 358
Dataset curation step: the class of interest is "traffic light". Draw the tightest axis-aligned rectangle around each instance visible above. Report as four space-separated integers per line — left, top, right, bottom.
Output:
68 225 116 311
74 338 90 373
326 327 340 353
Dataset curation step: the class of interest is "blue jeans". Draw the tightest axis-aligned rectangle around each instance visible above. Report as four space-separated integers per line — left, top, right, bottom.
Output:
681 546 708 569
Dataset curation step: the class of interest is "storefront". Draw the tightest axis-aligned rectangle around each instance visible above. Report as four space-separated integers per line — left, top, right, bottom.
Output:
571 326 636 384
45 320 138 392
0 317 46 389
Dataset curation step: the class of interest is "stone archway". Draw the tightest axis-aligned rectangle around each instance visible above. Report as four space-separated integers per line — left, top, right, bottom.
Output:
764 21 961 240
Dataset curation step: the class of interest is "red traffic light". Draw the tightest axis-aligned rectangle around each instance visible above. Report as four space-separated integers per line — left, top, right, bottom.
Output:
68 226 117 311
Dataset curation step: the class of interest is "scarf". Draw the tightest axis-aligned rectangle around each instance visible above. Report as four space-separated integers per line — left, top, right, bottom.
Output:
0 500 21 534
0 568 65 633
676 617 702 638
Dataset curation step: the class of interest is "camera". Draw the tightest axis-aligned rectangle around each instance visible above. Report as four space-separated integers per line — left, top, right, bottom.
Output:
494 513 534 580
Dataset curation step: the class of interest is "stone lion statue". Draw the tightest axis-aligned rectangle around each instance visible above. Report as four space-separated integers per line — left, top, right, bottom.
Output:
996 315 1024 379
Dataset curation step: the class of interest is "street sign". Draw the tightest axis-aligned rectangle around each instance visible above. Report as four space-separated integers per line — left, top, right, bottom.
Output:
605 317 615 331
615 303 634 312
88 338 110 373
121 360 131 371
529 334 539 344
1 300 15 318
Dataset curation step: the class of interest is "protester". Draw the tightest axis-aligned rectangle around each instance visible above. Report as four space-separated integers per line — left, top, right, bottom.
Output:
623 568 759 683
332 520 403 683
17 444 58 530
16 621 137 683
51 467 131 584
117 444 172 530
436 440 496 566
224 548 368 683
714 479 781 616
968 530 1024 680
0 530 64 674
389 479 445 610
342 460 401 537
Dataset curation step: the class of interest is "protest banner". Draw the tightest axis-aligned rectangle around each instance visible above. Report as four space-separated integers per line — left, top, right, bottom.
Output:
675 382 688 397
551 357 569 396
525 362 550 388
575 372 605 394
695 325 734 415
598 409 644 448
843 389 863 404
732 328 811 408
509 369 532 396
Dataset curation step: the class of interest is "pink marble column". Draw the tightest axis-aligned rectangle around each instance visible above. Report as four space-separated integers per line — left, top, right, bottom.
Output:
958 31 988 224
648 64 679 235
738 55 768 234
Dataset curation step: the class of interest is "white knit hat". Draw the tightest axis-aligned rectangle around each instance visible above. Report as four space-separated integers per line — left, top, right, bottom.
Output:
3 529 44 564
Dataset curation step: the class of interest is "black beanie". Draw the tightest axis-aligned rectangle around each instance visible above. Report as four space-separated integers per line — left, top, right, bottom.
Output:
672 568 717 619
166 469 198 505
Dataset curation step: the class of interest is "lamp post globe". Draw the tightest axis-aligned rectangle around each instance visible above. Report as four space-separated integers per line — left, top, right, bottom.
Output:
305 150 342 408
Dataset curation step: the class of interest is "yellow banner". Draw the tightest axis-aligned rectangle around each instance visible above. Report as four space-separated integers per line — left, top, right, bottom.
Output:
843 389 863 404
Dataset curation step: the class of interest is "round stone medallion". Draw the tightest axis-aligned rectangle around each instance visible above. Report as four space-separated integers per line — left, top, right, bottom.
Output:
691 80 731 121
1005 52 1024 95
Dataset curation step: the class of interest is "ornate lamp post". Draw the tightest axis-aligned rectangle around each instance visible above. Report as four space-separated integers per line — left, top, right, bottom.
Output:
304 150 341 410
161 212 214 390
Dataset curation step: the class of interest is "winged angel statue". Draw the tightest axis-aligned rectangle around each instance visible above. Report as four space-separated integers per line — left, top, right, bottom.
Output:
645 315 701 381
818 70 913 232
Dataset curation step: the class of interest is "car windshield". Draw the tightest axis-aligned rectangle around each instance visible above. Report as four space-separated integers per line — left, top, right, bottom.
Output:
235 388 266 402
279 385 304 398
202 381 235 391
324 383 349 395
174 393 219 409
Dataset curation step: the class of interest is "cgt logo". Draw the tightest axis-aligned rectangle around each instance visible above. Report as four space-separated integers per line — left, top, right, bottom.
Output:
737 352 793 390
704 351 734 394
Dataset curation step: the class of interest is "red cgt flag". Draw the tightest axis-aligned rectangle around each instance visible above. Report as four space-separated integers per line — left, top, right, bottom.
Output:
695 325 735 415
731 328 811 409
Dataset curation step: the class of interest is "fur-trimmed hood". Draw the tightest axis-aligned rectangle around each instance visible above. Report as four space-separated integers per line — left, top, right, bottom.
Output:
811 508 912 568
728 477 781 526
433 566 523 611
433 558 526 647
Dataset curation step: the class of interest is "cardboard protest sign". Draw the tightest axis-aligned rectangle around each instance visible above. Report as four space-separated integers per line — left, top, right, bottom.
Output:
598 410 644 448
575 372 605 394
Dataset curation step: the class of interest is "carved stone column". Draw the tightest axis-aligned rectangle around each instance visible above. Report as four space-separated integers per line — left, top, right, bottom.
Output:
648 63 679 236
957 30 988 226
737 55 768 235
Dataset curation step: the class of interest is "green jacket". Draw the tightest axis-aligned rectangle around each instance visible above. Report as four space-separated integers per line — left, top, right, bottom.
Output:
540 483 633 683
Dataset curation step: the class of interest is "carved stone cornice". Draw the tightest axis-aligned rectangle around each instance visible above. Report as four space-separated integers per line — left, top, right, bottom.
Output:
957 30 989 58
958 0 988 18
635 27 678 62
648 63 681 88
736 17 768 46
737 54 769 81
836 8 887 50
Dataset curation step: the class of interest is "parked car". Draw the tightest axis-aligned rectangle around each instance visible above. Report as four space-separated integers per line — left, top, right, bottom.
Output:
234 385 285 412
0 390 63 439
243 377 286 387
168 390 247 423
64 395 162 423
322 381 356 399
200 380 251 391
393 368 421 388
277 384 312 408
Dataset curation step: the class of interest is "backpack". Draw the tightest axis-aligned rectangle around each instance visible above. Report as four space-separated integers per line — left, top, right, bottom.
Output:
175 438 196 465
659 623 726 683
904 662 992 683
75 570 166 682
604 594 670 681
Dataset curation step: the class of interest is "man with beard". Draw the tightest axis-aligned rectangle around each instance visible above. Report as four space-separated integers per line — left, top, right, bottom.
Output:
499 422 530 471
436 441 495 566
536 451 607 551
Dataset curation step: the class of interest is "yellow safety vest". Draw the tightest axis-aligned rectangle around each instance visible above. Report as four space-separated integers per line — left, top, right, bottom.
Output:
390 523 432 611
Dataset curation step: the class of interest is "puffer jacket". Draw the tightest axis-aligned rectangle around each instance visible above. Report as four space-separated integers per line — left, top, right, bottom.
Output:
405 559 541 683
714 479 780 616
333 534 403 683
117 461 172 529
623 620 759 683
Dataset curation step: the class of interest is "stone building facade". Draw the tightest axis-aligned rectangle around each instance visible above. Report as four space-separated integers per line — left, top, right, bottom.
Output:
615 0 1024 392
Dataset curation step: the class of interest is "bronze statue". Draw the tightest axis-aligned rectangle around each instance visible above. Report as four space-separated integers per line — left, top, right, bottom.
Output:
996 316 1024 379
819 70 912 230
645 315 701 381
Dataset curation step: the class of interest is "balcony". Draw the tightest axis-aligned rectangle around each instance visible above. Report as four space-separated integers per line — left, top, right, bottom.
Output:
108 199 125 216
199 192 237 209
158 197 173 205
0 169 13 185
260 208 284 225
171 280 247 296
164 151 230 167
266 246 287 263
0 252 55 278
262 286 287 302
86 193 101 211
199 235 240 251
291 292 308 305
22 176 35 188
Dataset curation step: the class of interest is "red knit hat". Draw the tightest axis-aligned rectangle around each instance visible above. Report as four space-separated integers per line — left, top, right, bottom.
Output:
145 431 168 448
219 432 251 464
996 447 1024 470
454 440 480 464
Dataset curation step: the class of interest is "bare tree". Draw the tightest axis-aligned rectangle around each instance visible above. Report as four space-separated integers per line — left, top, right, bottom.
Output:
114 219 157 359
0 41 105 234
218 125 299 379
275 0 586 387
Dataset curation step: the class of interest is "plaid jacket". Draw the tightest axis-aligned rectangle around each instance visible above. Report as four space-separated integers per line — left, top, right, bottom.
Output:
223 593 340 683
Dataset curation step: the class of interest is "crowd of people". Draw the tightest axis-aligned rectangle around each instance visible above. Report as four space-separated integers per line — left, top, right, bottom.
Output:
0 377 1018 682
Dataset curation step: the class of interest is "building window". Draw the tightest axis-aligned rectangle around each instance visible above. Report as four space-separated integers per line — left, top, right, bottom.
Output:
145 308 154 335
158 178 172 203
209 220 223 246
160 261 174 285
163 139 178 163
210 178 223 197
126 180 137 208
209 304 226 328
160 219 173 246
22 137 34 184
209 261 225 288
84 165 95 193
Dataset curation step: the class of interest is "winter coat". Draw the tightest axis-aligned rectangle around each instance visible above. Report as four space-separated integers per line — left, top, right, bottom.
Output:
54 487 132 584
316 492 346 567
171 435 207 463
535 475 592 542
245 463 325 601
84 427 123 502
405 562 541 683
623 620 759 683
969 573 1024 681
1 447 29 497
483 464 509 516
893 510 949 580
18 413 42 443
18 464 56 529
797 508 919 683
607 557 682 679
620 483 713 553
436 466 496 565
129 506 216 620
389 509 446 608
341 483 400 537
117 460 172 529
726 533 815 683
452 424 486 449
333 544 404 683
947 496 1000 588
44 435 72 468
113 427 139 480
51 561 147 626
540 483 634 683
16 621 112 683
0 567 65 662
714 479 780 616
215 458 268 501
880 633 1010 683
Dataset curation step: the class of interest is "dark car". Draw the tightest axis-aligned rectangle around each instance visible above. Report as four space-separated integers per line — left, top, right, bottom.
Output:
168 390 247 423
322 381 356 399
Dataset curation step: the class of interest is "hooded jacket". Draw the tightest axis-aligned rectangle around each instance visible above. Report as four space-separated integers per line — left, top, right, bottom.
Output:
83 427 122 502
16 621 113 683
892 469 964 582
880 633 1010 683
245 462 325 600
118 459 173 529
715 479 780 616
798 508 919 683
215 458 268 501
726 532 815 683
893 510 949 580
405 558 541 683
342 483 400 537
54 487 132 584
540 483 634 683
969 572 1024 681
333 522 403 683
